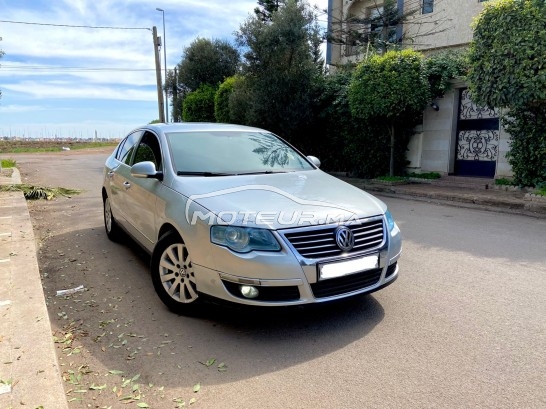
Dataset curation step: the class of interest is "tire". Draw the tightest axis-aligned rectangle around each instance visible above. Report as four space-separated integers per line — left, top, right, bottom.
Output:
151 231 202 315
103 195 121 241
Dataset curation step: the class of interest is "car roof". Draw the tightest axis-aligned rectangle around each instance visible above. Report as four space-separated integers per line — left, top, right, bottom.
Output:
141 122 268 134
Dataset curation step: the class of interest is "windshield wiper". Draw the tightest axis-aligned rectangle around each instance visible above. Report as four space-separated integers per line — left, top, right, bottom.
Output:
177 171 235 177
235 170 288 175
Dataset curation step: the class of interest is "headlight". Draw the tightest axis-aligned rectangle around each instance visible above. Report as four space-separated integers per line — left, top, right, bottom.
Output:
385 210 396 232
211 226 281 253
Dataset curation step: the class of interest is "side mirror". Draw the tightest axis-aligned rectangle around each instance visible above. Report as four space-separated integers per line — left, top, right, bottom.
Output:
306 155 321 168
131 161 163 181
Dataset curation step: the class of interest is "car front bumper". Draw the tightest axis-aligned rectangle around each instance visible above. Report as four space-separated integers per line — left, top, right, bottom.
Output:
192 219 402 307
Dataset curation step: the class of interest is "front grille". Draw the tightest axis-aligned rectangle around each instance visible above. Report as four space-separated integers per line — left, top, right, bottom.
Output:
222 280 300 302
310 268 382 298
281 218 384 259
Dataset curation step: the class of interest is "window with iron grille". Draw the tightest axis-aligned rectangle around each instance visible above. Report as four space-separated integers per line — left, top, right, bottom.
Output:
422 0 434 14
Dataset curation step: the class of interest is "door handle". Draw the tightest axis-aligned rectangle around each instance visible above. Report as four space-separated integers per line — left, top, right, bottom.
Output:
123 181 131 189
107 171 115 179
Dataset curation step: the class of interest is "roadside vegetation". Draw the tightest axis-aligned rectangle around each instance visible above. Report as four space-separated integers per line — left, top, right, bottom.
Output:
1 158 16 168
468 0 546 188
0 140 117 154
406 172 441 180
494 178 516 186
0 184 81 200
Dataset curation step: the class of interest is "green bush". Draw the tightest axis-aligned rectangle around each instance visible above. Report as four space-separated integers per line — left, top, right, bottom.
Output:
406 171 442 179
494 177 516 186
423 50 468 99
1 158 16 168
182 84 217 122
535 183 546 197
214 76 237 123
375 175 408 182
468 0 546 187
503 107 546 187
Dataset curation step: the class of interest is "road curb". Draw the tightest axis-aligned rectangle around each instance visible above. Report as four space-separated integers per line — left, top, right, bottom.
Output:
0 168 69 409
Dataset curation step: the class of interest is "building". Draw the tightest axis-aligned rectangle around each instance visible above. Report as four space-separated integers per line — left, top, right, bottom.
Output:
326 0 512 178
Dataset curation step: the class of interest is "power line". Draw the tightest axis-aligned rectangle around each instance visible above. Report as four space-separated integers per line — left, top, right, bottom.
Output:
0 65 155 72
0 19 151 31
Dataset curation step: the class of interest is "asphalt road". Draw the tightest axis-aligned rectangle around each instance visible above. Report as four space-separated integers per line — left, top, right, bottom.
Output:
12 150 546 409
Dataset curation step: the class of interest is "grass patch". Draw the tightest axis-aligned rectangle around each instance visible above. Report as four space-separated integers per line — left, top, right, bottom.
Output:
406 171 441 180
535 182 546 196
0 140 118 154
375 175 408 182
1 158 16 168
494 178 516 186
0 184 82 200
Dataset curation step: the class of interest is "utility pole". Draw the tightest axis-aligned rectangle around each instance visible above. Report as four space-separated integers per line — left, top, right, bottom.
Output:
156 8 169 122
173 67 178 122
152 26 165 123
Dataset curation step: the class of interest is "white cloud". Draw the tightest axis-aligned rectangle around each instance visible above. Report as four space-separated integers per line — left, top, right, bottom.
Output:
0 104 46 113
3 81 155 101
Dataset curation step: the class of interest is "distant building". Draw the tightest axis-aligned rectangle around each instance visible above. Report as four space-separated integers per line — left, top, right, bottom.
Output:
327 0 511 178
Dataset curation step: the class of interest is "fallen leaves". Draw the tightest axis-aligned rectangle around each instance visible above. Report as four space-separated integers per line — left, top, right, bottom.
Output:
199 357 228 372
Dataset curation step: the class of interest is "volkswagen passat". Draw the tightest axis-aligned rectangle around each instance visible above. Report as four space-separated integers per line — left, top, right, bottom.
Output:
102 123 401 314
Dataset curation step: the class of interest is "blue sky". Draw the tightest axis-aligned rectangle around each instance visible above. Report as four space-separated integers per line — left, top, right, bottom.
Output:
0 0 328 139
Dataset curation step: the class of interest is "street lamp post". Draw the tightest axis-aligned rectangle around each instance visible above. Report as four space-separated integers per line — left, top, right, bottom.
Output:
156 7 168 122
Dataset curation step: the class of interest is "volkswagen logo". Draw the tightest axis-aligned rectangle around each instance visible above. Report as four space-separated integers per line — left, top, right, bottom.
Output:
335 226 355 252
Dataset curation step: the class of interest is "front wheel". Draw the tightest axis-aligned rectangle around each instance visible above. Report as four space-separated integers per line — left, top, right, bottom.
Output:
151 232 202 315
103 195 121 241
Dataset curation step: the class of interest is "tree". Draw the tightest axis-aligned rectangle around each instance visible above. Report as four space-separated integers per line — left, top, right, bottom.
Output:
468 0 546 186
254 0 284 22
182 84 217 122
165 38 240 121
235 0 322 144
348 49 430 176
214 76 238 123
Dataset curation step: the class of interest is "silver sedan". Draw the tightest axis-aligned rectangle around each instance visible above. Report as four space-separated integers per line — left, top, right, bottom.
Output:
102 123 402 314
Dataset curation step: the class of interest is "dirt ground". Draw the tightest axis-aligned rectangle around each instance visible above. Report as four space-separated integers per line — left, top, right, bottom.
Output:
16 149 190 409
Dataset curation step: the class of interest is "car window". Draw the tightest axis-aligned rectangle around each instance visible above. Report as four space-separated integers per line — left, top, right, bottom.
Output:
166 131 313 174
116 131 142 165
133 132 162 170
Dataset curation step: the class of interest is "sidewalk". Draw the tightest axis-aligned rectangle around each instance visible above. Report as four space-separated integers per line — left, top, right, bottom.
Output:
338 175 546 219
0 168 545 409
0 168 68 409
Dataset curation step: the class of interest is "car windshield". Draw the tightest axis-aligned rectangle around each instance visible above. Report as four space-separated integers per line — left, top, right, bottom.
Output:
166 131 314 175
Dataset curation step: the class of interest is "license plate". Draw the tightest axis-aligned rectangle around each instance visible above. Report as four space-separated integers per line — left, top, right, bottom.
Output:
319 254 379 280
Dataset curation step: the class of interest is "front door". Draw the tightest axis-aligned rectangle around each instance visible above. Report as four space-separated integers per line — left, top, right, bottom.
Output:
455 88 500 178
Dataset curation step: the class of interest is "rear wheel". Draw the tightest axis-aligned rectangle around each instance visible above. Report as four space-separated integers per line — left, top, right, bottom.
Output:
103 195 121 241
151 232 202 314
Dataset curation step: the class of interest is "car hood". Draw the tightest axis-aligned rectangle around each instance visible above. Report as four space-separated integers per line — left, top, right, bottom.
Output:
174 170 386 230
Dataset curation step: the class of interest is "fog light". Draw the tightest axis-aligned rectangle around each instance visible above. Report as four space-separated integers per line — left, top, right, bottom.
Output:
240 285 259 299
